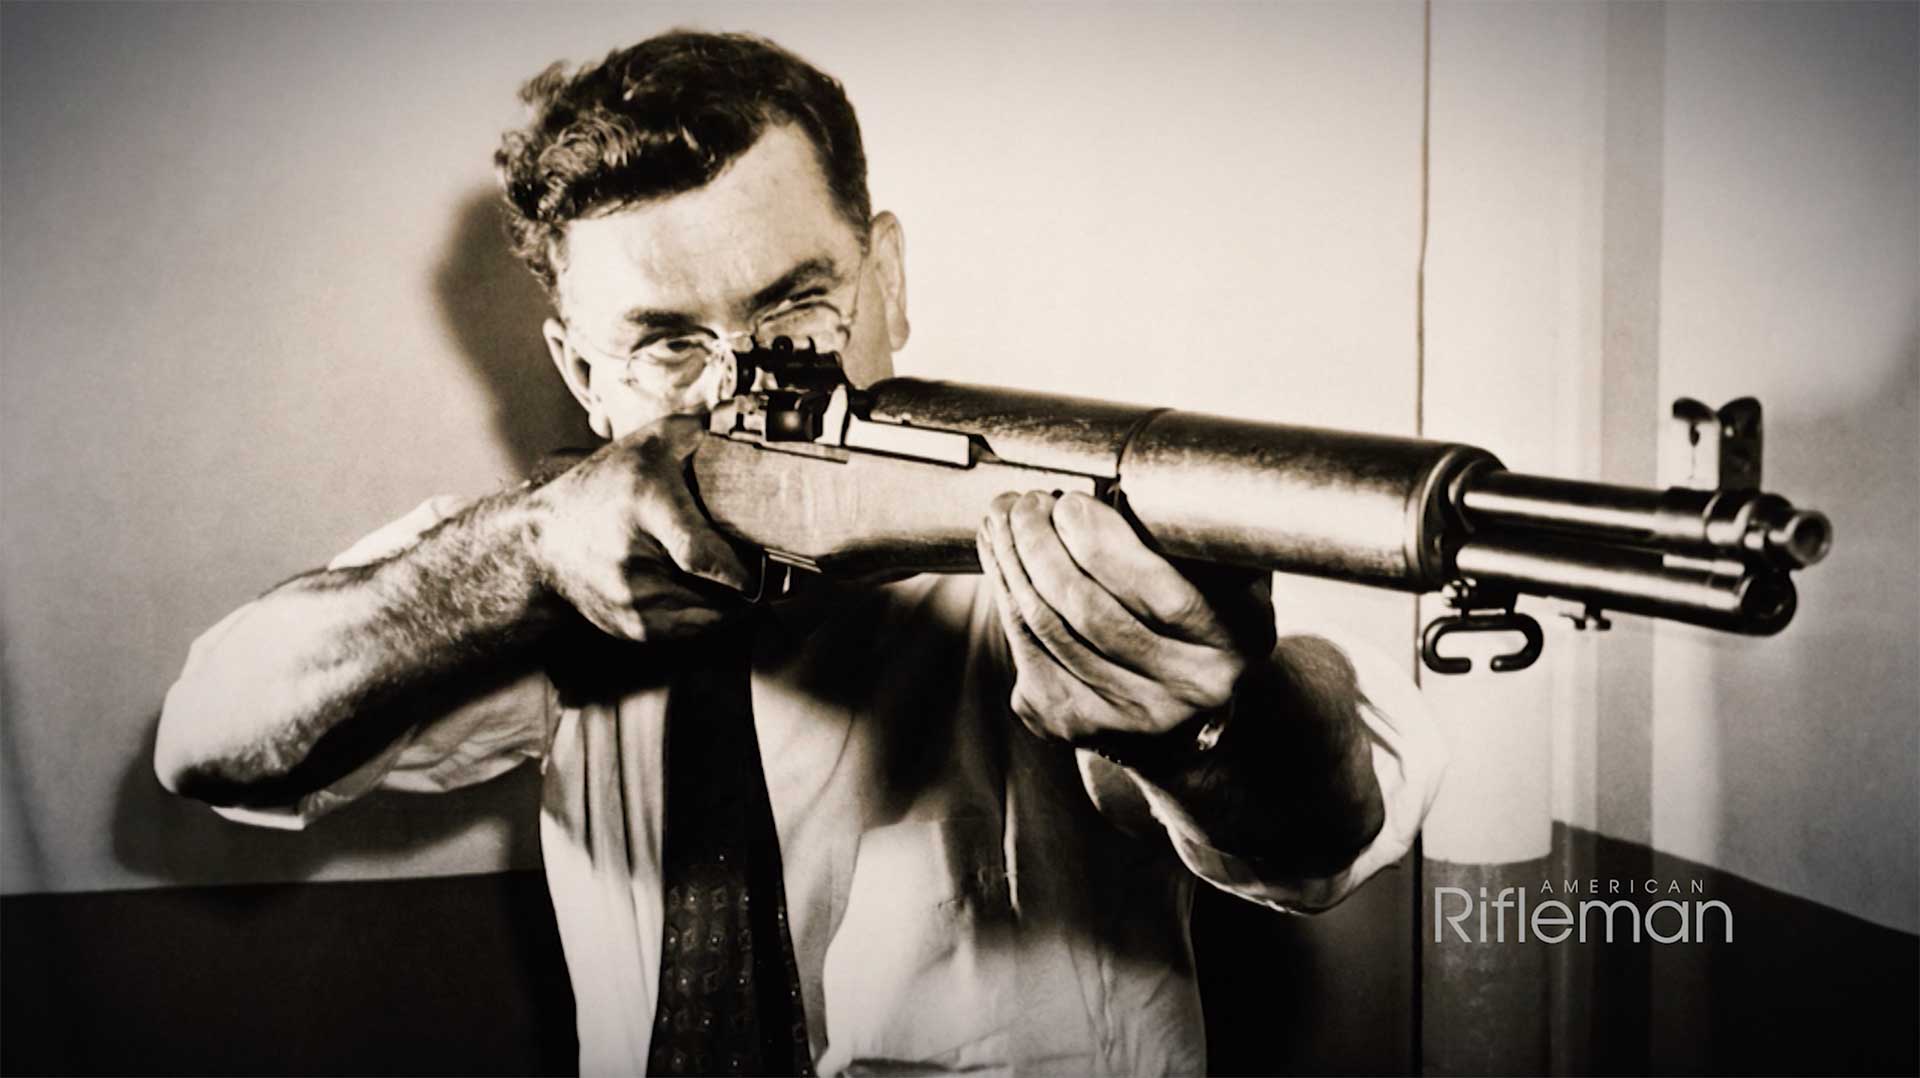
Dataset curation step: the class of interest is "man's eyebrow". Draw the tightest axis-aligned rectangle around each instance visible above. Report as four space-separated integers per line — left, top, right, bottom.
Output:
747 256 842 312
620 308 704 332
616 256 842 330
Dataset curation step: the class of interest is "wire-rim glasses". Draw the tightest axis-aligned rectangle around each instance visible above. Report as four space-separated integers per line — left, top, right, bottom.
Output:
565 258 866 388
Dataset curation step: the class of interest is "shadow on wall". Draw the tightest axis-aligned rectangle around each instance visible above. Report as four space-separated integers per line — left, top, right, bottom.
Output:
1 661 50 889
434 187 593 472
107 189 595 887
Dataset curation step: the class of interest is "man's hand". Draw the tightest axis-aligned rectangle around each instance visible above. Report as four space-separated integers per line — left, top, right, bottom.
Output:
975 490 1275 755
977 489 1388 875
528 415 753 641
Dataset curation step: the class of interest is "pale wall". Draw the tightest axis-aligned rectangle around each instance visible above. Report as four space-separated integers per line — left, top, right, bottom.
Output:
1416 1 1917 936
1 2 1426 894
1646 1 1919 934
1419 0 1608 869
7 0 1910 940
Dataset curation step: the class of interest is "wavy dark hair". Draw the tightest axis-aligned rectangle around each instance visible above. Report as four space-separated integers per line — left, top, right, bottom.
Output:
495 31 872 292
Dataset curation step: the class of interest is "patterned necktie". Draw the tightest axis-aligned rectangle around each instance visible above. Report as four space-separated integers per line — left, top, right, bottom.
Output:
649 623 814 1077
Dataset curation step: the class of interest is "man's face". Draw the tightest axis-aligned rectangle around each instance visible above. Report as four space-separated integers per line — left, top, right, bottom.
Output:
543 124 907 440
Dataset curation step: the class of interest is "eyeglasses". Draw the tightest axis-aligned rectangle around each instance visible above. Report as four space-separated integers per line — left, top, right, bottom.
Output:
565 258 865 397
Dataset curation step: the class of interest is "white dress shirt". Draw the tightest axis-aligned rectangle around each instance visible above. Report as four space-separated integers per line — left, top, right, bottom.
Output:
195 496 1447 1077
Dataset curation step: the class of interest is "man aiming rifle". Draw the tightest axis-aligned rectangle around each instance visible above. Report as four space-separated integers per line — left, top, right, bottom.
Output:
156 31 1444 1076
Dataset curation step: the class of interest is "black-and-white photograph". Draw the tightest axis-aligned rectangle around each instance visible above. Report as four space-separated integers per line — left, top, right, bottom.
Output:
2 3 1914 1075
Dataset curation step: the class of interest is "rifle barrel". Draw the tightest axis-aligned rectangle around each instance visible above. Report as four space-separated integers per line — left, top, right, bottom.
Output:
1459 470 1831 570
1454 533 1797 634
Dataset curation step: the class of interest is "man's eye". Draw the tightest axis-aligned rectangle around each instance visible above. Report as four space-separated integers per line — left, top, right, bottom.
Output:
644 336 712 361
769 291 829 315
761 298 837 332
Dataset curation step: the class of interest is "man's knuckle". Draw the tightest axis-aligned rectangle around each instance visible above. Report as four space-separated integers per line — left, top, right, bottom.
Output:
1107 615 1160 659
607 575 638 604
1009 684 1043 724
1051 493 1101 543
1065 701 1110 742
1061 579 1103 621
1107 695 1150 731
1192 663 1238 708
1159 586 1212 629
1209 666 1241 705
653 527 696 568
1010 493 1051 531
1028 610 1073 650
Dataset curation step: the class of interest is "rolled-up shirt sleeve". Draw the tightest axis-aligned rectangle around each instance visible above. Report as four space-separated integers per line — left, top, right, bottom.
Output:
1081 633 1448 914
204 495 551 831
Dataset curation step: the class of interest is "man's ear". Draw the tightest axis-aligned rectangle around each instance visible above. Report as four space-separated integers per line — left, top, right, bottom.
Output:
544 317 612 439
869 211 909 351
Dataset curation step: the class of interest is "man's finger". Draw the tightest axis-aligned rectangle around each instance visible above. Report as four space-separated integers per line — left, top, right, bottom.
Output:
986 494 1173 728
651 477 754 592
1006 492 1159 660
1050 492 1232 648
976 529 1064 710
978 527 1144 741
625 440 753 592
1006 492 1234 703
614 414 753 592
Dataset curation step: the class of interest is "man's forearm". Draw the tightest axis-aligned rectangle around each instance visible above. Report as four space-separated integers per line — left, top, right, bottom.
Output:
155 488 559 804
1126 634 1386 879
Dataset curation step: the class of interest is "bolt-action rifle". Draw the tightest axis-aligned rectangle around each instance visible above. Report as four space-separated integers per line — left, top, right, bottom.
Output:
688 341 1832 675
